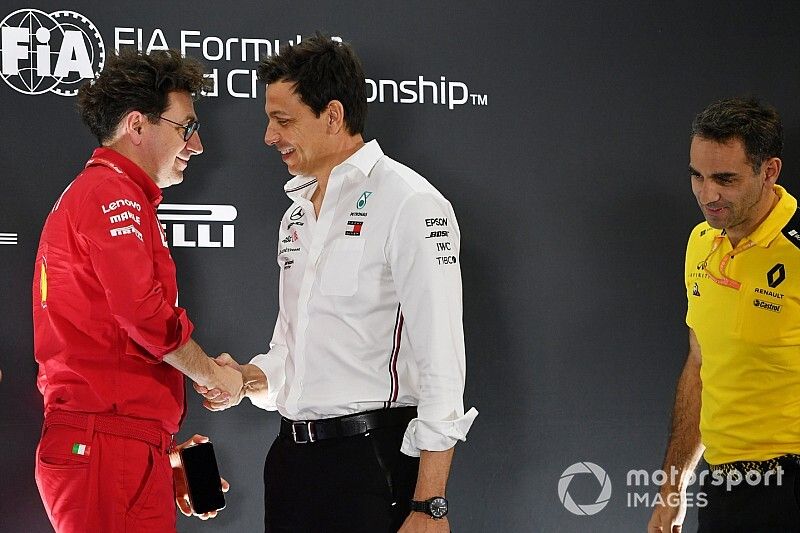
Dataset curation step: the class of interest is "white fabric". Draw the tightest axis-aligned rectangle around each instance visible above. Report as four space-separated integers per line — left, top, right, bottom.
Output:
250 140 477 455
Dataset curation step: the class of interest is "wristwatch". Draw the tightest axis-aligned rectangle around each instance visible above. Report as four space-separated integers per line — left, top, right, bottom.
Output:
410 496 448 519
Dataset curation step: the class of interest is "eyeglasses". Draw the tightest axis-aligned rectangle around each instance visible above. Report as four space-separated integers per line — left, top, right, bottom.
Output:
158 116 200 141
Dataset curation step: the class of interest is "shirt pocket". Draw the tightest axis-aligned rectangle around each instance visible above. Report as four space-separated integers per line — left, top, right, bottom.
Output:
320 238 365 296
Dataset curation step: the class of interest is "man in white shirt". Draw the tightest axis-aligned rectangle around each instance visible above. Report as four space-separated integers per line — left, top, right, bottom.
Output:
196 34 477 532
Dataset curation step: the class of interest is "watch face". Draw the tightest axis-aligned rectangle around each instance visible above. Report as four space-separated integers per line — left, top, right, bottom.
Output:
429 497 448 518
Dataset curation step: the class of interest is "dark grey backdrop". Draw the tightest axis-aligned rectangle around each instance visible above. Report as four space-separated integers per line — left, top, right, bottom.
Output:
3 1 800 531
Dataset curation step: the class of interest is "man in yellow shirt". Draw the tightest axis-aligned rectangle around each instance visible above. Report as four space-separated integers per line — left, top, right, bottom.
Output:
649 97 800 532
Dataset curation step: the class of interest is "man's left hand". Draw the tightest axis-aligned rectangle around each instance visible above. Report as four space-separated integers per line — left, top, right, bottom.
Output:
398 512 450 532
170 434 230 520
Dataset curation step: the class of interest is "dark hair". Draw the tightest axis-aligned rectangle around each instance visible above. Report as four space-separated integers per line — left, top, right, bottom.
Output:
77 49 209 144
257 33 367 135
691 97 783 172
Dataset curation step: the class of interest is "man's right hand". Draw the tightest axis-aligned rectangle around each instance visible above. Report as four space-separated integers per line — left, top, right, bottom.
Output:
647 490 686 532
205 354 244 401
194 354 269 411
194 353 245 411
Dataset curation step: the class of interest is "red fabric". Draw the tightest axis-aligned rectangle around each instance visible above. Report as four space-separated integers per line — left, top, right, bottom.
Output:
32 147 193 434
35 421 176 532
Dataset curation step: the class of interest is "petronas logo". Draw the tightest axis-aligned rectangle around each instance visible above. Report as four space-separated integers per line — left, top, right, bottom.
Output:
356 191 373 210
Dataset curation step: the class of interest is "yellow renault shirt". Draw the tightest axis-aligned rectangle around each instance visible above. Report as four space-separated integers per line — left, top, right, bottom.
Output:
686 185 800 465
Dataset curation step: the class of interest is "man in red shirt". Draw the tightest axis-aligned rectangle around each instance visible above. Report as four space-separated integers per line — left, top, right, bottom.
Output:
32 50 242 532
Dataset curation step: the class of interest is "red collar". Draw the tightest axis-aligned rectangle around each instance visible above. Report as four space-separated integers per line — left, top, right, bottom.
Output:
85 147 163 206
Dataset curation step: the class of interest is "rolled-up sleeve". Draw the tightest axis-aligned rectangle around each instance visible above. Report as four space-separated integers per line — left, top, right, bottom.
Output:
387 192 478 457
77 180 192 360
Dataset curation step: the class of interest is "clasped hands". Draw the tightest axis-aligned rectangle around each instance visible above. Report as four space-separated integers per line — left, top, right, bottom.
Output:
194 353 244 411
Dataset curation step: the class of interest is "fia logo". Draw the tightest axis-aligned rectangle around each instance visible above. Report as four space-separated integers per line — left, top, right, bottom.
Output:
0 9 105 96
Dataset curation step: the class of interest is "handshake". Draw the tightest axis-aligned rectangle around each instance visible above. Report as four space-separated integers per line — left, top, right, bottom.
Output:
192 353 264 411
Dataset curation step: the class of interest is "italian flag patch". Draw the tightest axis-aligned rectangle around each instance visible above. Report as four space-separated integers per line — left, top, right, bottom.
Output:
71 443 91 456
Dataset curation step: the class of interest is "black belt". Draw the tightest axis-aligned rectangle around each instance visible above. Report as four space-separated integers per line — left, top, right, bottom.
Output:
708 454 800 476
280 407 417 444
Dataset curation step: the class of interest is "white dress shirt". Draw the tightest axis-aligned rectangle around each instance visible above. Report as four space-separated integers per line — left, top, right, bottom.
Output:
250 140 477 456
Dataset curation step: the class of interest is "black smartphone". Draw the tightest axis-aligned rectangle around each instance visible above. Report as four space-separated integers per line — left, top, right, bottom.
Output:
180 441 226 514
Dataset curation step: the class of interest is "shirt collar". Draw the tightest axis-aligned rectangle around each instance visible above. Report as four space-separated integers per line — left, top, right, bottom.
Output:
746 184 797 247
283 140 383 201
333 139 383 179
85 147 163 206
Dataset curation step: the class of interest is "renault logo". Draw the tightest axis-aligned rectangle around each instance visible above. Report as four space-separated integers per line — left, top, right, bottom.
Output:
767 263 786 288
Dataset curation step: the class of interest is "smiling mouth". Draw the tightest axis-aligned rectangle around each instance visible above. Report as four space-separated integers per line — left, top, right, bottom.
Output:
279 147 295 156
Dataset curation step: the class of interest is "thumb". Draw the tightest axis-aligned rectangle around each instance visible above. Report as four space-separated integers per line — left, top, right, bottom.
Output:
176 493 192 516
215 353 234 366
189 434 209 445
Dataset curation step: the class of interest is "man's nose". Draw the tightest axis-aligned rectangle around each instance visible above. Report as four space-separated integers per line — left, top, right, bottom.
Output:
264 123 278 146
697 179 721 204
187 131 203 155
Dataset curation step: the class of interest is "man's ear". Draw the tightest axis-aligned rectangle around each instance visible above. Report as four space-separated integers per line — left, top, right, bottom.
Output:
122 111 146 145
326 100 345 134
763 157 782 186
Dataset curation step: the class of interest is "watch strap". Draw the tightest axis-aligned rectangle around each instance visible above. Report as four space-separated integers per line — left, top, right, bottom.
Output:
410 499 430 513
410 496 448 518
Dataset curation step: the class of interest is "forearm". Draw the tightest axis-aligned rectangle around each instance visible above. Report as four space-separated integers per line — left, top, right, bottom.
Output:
163 338 218 388
413 448 455 499
660 356 704 494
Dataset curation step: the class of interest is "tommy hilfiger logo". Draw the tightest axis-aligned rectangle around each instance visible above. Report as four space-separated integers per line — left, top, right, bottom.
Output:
345 220 363 236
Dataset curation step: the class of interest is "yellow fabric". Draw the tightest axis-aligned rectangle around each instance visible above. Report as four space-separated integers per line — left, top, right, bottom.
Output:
686 185 800 464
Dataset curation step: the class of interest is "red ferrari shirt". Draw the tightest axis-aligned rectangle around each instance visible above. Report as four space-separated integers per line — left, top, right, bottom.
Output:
33 147 193 434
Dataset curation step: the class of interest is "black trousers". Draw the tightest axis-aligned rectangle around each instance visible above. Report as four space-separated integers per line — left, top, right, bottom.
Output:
698 459 800 532
263 423 419 533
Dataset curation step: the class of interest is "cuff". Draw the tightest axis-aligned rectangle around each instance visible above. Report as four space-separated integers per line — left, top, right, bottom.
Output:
400 407 478 457
127 307 194 363
247 352 284 410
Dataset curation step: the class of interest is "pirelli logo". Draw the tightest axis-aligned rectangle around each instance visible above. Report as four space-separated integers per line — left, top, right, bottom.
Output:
157 204 237 248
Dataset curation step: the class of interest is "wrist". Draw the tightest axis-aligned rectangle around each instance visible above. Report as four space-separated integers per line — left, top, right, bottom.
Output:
201 356 220 389
413 490 446 500
241 364 267 398
410 496 448 519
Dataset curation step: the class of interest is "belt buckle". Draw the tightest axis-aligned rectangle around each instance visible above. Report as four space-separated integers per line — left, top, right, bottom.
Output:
291 421 316 444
